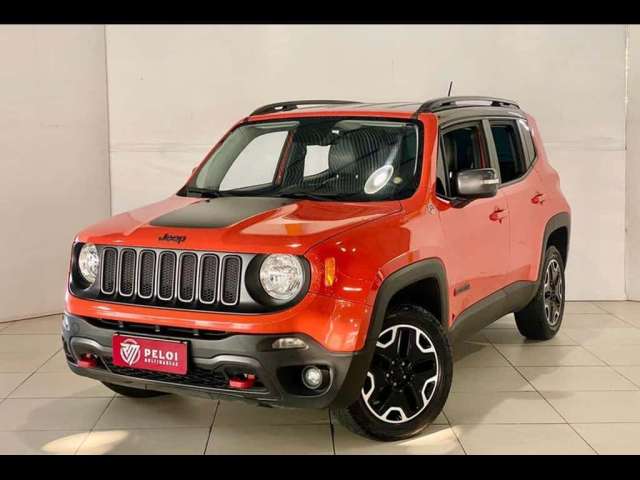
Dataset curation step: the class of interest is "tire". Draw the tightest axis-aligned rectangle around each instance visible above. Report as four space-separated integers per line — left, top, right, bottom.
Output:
515 245 565 340
334 305 453 441
101 381 168 398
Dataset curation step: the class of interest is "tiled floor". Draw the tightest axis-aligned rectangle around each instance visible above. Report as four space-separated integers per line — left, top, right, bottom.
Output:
1 301 640 454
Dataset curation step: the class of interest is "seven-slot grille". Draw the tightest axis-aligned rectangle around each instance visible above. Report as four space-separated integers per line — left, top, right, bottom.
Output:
100 247 242 307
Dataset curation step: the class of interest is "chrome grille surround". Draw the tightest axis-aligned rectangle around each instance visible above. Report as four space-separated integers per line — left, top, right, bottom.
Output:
96 246 247 310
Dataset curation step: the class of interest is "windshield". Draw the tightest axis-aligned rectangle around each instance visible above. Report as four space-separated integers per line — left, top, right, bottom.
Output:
182 118 421 202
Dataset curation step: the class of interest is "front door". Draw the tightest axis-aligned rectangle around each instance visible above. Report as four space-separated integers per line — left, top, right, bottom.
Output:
434 121 511 321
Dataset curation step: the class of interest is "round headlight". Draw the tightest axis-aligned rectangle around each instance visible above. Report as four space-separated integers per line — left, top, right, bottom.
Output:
78 243 99 285
259 254 304 301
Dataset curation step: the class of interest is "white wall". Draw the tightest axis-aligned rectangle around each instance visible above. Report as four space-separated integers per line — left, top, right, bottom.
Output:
0 26 111 322
628 26 640 300
105 25 627 301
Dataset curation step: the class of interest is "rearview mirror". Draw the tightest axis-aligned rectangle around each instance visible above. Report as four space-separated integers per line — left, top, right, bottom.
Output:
454 168 499 199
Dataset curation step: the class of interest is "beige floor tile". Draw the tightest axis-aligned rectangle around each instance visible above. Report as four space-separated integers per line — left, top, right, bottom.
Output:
594 301 640 326
584 344 640 366
451 367 533 392
563 328 640 346
0 373 30 398
0 398 111 431
444 391 563 424
564 302 606 314
543 391 640 422
562 313 630 329
95 396 217 429
452 342 510 368
517 366 637 391
453 424 594 454
9 372 114 398
484 329 577 346
0 430 88 454
572 423 640 454
0 315 62 335
0 334 61 354
483 314 516 329
333 424 464 455
495 345 604 366
613 366 640 387
214 400 330 427
206 424 333 454
36 350 70 373
0 350 61 373
78 428 210 455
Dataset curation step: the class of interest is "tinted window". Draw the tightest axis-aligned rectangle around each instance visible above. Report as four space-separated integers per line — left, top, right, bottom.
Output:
189 118 420 202
441 123 488 196
435 141 448 196
491 122 526 183
518 119 536 168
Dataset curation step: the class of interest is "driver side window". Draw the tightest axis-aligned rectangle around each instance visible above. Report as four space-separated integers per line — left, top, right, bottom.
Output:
438 123 488 197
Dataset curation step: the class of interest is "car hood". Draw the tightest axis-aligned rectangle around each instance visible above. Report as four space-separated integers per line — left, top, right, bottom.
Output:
76 195 402 255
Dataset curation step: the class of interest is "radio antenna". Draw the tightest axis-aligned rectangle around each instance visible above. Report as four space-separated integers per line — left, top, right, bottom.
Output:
447 81 453 97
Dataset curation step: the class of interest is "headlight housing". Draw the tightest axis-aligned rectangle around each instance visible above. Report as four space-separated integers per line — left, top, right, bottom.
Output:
77 243 99 285
259 254 305 301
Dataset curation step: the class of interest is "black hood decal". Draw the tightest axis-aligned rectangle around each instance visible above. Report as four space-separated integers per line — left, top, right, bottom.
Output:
150 196 296 229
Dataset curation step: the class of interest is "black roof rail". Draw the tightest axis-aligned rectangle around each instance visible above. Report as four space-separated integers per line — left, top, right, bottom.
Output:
250 100 361 116
414 96 520 115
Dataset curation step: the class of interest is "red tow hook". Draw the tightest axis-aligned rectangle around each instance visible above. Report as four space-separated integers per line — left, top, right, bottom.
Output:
77 354 98 369
229 374 256 390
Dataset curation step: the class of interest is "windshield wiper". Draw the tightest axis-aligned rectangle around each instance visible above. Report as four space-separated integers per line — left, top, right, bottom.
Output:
185 187 226 198
274 191 353 202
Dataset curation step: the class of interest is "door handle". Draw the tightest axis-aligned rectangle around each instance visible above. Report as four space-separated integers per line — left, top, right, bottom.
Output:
489 208 508 223
531 193 545 205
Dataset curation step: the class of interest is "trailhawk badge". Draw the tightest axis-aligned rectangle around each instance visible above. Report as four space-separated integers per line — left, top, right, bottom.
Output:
112 334 188 374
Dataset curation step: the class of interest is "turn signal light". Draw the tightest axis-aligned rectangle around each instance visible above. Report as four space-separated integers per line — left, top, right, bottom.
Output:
324 257 336 287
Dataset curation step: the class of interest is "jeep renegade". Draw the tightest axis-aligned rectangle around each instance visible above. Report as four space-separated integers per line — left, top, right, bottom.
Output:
64 97 571 441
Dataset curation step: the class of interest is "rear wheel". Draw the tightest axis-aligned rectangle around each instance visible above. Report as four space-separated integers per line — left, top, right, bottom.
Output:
101 382 167 398
334 305 452 441
515 245 565 340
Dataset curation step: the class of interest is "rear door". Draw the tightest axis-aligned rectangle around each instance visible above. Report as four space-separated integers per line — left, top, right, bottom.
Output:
435 120 511 316
486 118 544 285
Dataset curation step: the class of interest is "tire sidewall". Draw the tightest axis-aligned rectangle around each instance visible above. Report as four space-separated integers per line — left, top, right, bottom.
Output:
541 246 565 335
347 306 453 441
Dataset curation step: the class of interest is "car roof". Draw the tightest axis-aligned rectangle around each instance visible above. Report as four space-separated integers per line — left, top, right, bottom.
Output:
248 97 527 122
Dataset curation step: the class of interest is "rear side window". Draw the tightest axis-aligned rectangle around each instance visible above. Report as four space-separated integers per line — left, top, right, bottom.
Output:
518 119 536 168
490 121 526 184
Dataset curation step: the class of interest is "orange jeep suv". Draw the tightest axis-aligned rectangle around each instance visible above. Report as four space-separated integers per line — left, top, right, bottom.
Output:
64 97 571 440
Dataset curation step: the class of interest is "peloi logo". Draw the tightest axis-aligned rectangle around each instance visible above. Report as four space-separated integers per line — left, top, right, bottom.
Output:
120 338 141 366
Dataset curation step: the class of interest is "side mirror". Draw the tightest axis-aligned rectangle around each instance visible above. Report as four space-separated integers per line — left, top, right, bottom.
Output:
454 168 499 199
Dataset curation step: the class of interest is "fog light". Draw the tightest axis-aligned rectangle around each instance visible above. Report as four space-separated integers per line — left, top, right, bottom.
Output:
302 366 323 390
272 337 307 350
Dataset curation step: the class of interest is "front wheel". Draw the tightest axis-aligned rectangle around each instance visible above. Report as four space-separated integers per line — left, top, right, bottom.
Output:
334 305 452 441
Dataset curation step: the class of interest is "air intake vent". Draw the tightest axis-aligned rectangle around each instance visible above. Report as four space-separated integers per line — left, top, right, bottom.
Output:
101 248 117 294
94 247 251 311
199 254 219 304
158 252 177 301
138 250 156 299
119 249 136 296
178 253 197 302
221 256 241 305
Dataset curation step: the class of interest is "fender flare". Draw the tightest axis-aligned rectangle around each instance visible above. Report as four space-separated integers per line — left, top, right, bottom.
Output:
536 212 571 286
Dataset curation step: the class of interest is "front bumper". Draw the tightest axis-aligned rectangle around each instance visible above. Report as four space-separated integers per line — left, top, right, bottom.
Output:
62 313 370 409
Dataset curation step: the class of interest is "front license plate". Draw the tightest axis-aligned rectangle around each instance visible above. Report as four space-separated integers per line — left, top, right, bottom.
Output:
112 334 188 375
